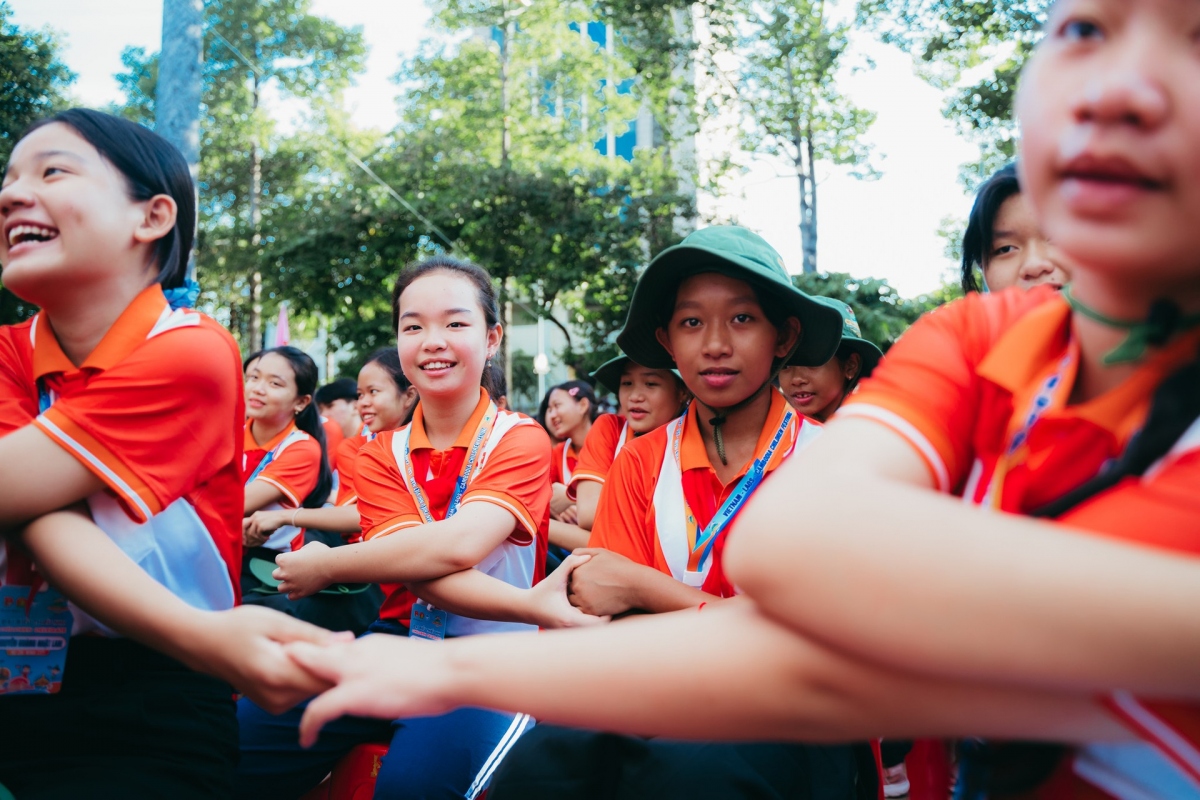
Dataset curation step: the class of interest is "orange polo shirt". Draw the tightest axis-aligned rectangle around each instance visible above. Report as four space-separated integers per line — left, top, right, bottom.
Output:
591 389 815 598
243 420 322 509
335 433 370 507
355 389 552 625
842 286 1200 798
0 285 243 608
550 439 580 487
566 413 630 500
322 416 344 470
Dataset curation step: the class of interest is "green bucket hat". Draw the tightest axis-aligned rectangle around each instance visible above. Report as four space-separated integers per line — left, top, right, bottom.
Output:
616 226 843 369
590 354 683 395
814 297 883 378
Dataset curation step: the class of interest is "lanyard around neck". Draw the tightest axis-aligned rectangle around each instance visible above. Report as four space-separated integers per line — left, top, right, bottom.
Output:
988 353 1073 509
671 406 794 573
404 402 497 524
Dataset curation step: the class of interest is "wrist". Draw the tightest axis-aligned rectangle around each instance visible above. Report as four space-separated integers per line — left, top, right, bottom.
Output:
162 605 219 670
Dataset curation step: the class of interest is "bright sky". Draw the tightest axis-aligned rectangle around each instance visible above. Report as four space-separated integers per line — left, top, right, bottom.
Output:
9 0 977 297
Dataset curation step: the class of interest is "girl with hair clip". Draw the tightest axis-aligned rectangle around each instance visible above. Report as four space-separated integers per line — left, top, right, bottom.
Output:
0 109 336 798
779 297 883 422
566 353 690 532
542 379 600 550
241 346 332 564
237 255 605 800
242 346 418 545
961 163 1070 294
286 4 1200 799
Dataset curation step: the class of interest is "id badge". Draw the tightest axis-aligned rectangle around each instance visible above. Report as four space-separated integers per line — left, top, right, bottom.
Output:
1 585 72 695
409 603 447 641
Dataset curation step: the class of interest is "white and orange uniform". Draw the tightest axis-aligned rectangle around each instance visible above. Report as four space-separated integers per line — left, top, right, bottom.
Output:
242 420 321 552
565 413 631 501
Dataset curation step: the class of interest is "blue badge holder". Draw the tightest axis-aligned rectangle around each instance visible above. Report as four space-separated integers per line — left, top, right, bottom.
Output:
1 585 72 695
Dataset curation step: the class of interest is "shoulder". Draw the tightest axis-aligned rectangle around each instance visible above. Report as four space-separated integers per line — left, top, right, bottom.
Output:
906 286 1060 355
0 319 34 382
337 434 367 461
130 312 242 383
593 414 624 439
492 413 552 457
612 420 670 473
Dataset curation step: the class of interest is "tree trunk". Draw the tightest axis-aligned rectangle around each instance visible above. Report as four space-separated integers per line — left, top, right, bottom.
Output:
802 125 818 274
499 19 510 166
156 0 203 280
247 73 264 351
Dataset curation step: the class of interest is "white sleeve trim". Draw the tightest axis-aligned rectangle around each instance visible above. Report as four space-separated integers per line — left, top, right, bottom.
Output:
37 413 154 521
837 404 952 492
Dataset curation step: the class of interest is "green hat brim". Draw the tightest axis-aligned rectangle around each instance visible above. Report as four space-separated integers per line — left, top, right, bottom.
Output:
247 557 372 596
590 355 683 395
616 244 844 370
837 337 883 379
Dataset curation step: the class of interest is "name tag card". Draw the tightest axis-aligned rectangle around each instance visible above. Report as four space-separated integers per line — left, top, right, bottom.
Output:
1 586 71 696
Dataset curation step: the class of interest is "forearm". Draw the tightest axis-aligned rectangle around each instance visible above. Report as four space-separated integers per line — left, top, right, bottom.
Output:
410 570 541 625
244 480 285 515
629 565 713 613
728 438 1200 697
438 602 1128 743
322 517 505 585
292 505 361 535
21 510 207 665
548 519 589 551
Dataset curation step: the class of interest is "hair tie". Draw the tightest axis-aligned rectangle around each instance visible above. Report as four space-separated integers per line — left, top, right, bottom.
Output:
164 278 201 310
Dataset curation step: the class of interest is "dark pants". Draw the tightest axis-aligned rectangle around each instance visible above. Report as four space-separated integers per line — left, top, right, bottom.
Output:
0 637 238 800
488 724 859 800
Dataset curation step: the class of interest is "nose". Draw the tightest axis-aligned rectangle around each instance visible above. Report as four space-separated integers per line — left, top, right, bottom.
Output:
1018 240 1065 287
700 322 733 359
1073 43 1169 131
0 178 33 219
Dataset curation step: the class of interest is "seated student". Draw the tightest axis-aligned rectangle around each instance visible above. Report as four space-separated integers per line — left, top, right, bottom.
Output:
485 226 857 798
779 297 882 422
0 109 336 798
315 377 360 471
961 162 1070 294
236 255 604 800
283 6 1200 798
241 347 331 569
543 379 603 554
567 354 689 531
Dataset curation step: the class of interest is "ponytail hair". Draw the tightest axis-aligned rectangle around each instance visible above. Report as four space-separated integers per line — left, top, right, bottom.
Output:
550 379 600 422
390 255 502 399
258 346 333 510
24 109 195 290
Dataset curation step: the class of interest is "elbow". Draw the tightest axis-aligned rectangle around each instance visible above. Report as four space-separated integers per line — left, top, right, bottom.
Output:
443 540 491 573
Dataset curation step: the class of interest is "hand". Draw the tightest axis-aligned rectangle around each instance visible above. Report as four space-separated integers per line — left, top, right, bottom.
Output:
286 634 456 747
550 483 572 517
184 605 353 714
558 504 579 526
567 548 647 617
526 553 610 629
243 509 290 547
274 541 333 599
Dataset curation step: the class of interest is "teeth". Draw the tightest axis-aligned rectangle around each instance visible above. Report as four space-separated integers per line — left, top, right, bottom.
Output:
422 361 453 370
7 224 57 247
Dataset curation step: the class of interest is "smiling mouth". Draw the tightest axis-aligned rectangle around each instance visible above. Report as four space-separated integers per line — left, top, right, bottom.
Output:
6 224 60 248
420 361 455 371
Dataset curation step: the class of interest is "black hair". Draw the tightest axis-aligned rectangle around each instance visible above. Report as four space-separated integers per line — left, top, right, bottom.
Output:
549 379 600 422
242 349 265 373
363 346 412 393
390 255 501 399
23 109 195 290
489 361 508 401
255 346 333 510
961 164 1021 294
315 378 359 406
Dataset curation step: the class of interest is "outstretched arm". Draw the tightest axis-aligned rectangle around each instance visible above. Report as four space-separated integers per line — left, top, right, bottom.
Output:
287 601 1131 748
727 417 1200 698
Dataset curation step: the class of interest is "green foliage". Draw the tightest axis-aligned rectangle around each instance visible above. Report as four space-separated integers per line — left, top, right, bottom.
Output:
793 271 961 351
0 2 75 323
855 0 1050 188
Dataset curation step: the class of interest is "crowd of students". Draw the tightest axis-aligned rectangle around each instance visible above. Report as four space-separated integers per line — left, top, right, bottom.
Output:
2 2 1200 798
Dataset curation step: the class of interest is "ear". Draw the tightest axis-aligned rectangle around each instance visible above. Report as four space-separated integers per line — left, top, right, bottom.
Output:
133 194 178 246
486 323 503 362
843 352 863 382
654 327 677 363
293 393 312 417
773 317 802 359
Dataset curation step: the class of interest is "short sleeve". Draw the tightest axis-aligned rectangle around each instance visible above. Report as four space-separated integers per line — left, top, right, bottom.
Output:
568 415 622 499
461 422 552 545
34 324 241 523
355 432 422 539
255 435 322 507
335 436 363 505
588 439 657 566
839 293 1001 492
0 326 37 436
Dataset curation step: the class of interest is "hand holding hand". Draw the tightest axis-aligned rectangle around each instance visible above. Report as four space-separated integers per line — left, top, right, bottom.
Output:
243 509 291 547
558 504 579 526
527 553 610 628
566 548 646 617
273 541 333 599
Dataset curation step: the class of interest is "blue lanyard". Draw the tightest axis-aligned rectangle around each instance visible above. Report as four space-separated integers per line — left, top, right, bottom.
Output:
673 406 794 571
404 403 497 524
246 449 277 485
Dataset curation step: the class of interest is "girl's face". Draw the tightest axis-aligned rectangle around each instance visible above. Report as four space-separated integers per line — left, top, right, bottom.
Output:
779 353 861 423
1017 0 1200 301
245 352 308 425
618 365 688 435
656 273 800 410
397 271 500 402
0 123 167 305
545 389 590 441
983 194 1070 292
356 361 418 433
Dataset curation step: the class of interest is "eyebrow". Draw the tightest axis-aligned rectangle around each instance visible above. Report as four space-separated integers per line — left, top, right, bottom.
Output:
35 150 87 162
674 295 759 311
399 307 473 320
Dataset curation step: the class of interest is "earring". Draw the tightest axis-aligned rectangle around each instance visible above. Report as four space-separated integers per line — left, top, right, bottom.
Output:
486 357 492 369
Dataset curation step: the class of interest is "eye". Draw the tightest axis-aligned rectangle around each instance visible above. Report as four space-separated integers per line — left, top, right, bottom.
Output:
733 313 753 324
402 324 421 332
679 317 701 328
992 245 1018 257
1058 17 1104 42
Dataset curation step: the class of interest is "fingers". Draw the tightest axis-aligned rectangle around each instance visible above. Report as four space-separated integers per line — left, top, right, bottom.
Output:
571 547 605 556
285 640 347 683
298 685 356 748
553 552 593 579
263 610 347 646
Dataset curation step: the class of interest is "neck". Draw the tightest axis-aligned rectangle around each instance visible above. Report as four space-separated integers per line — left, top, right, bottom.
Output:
250 415 293 448
566 418 592 448
422 387 483 451
1066 272 1200 404
43 274 154 366
696 386 773 475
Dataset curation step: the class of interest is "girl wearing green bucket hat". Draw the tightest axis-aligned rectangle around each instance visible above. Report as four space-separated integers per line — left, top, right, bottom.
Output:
779 297 884 422
566 354 689 532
